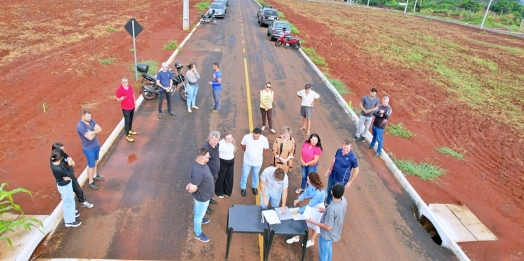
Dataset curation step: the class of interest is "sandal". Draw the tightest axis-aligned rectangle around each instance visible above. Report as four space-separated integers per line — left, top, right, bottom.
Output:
295 188 304 194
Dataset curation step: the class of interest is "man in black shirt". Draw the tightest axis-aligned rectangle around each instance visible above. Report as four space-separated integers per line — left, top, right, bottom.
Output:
201 130 220 213
367 96 393 157
186 149 215 243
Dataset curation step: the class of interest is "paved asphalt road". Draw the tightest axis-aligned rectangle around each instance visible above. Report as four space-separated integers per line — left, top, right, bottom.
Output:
32 0 455 260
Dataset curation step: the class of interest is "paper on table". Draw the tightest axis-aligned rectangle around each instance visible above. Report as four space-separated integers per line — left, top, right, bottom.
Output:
275 207 297 220
290 207 307 220
262 210 281 224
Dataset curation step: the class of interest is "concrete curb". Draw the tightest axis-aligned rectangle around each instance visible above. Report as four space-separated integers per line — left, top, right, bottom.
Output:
13 22 201 261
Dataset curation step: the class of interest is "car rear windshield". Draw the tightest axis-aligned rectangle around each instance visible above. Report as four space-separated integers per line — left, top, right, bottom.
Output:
264 10 278 16
210 3 223 8
274 22 290 29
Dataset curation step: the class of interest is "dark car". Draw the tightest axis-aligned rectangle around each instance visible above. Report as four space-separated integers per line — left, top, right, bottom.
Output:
257 7 279 27
267 20 291 41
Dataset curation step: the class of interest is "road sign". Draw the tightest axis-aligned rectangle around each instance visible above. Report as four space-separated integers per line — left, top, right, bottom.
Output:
124 18 143 37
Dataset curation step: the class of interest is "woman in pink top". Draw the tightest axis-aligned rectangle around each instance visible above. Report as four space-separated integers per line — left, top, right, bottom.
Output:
297 133 323 194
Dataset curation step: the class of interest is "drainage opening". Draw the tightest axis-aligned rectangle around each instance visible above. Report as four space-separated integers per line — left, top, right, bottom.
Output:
419 215 442 245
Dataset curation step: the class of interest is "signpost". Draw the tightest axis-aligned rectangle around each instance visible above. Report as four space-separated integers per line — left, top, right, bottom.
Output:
124 18 143 80
183 0 189 30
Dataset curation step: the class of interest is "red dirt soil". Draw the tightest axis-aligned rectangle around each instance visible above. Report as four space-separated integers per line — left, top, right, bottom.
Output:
0 0 199 213
267 0 524 260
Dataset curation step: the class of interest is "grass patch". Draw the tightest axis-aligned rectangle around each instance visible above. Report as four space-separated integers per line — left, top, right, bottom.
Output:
195 1 210 10
98 58 116 66
107 26 119 32
437 147 465 160
278 11 286 20
258 0 270 6
302 47 326 66
408 53 422 61
394 159 447 182
290 23 299 34
386 123 414 138
328 77 350 95
129 60 159 75
163 40 179 50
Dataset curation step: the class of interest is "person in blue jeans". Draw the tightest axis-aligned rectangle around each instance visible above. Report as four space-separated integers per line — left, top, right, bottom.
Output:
240 128 269 196
259 167 288 213
324 139 359 205
186 149 215 243
298 133 323 194
50 149 81 227
307 184 347 261
208 62 222 112
185 63 200 112
368 96 392 157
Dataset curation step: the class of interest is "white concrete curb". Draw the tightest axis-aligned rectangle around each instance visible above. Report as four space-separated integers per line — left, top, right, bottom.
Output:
252 0 470 259
14 22 202 261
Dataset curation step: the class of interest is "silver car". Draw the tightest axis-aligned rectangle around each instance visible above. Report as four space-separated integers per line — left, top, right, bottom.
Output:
267 21 291 41
208 3 226 18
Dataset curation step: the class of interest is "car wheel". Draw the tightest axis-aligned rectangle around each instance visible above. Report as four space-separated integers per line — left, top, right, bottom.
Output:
267 31 270 36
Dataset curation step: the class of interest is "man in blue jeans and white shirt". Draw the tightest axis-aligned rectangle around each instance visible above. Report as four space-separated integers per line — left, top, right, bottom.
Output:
353 87 379 142
324 139 359 205
240 128 269 196
209 62 222 112
368 96 393 157
156 62 175 119
186 149 214 243
306 183 347 261
76 108 105 190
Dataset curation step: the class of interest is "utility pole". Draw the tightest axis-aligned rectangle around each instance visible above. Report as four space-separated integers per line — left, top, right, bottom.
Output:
480 0 493 29
183 0 189 30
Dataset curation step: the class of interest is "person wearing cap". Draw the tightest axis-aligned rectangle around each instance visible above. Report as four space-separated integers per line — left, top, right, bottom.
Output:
297 84 320 136
185 63 200 113
367 96 393 157
353 87 379 142
260 81 276 133
156 62 175 119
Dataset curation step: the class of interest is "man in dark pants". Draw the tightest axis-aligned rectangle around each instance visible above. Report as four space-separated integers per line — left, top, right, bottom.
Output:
116 76 137 142
324 139 359 205
202 130 220 214
156 62 176 119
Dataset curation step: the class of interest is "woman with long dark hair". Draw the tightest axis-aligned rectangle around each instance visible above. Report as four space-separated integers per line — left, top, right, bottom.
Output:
297 133 323 194
50 148 81 227
287 171 326 248
52 142 93 208
215 130 236 198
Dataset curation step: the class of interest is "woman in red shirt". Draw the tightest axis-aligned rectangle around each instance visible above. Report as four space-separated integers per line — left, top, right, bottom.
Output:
116 76 137 142
297 133 323 194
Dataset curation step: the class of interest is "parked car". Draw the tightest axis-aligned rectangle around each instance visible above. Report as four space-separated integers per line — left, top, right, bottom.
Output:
257 7 279 27
256 5 273 18
208 3 226 18
214 0 228 12
267 20 291 41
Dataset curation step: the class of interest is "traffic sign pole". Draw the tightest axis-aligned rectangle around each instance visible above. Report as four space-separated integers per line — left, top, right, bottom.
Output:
132 21 138 81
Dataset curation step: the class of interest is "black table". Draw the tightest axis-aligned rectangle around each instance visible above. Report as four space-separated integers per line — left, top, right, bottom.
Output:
267 219 309 261
226 205 269 261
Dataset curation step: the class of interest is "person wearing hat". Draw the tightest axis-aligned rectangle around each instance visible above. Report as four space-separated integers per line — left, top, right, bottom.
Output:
353 87 379 142
297 84 320 136
156 62 175 119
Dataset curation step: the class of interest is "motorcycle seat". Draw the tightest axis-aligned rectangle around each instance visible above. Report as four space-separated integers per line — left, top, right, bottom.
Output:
142 73 157 82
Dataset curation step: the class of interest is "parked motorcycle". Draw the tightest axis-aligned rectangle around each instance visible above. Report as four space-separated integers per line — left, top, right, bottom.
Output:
275 29 301 50
171 62 187 102
137 63 187 101
200 12 217 25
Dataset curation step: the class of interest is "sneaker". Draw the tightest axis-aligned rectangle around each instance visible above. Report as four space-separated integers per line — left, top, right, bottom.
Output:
192 106 199 109
218 195 224 198
81 201 94 208
88 182 99 190
373 152 381 157
202 218 211 224
270 129 276 134
126 135 134 142
158 113 162 119
188 108 192 113
302 240 314 248
75 210 80 218
195 233 210 242
366 145 374 149
93 175 105 181
65 220 81 228
212 109 219 113
210 106 215 110
169 111 176 116
261 126 266 130
225 195 229 198
129 130 137 135
360 136 366 142
286 236 299 244
353 135 359 140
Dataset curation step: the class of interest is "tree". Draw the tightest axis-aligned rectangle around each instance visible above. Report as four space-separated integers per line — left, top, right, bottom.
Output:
460 0 483 12
491 0 514 14
0 183 43 247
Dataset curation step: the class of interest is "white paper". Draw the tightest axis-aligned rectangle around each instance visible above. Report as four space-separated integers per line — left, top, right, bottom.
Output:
262 210 281 224
275 207 295 220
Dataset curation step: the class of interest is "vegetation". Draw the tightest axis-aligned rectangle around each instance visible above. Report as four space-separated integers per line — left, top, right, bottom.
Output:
328 77 351 94
98 58 115 66
128 60 159 75
107 26 119 32
1 183 43 247
290 23 300 34
386 123 415 138
195 1 211 10
394 159 447 182
163 40 179 51
302 47 327 66
437 147 466 160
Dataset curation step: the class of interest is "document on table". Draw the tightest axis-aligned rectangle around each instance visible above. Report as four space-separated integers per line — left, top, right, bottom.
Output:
262 210 281 224
275 207 298 220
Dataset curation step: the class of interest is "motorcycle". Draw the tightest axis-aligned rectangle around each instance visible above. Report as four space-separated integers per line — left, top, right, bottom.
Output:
171 62 187 102
200 12 217 25
275 31 301 50
137 63 187 101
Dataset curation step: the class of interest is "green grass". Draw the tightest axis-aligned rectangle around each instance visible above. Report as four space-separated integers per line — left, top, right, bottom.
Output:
327 77 350 95
386 123 414 138
98 58 116 66
163 40 179 50
129 60 158 75
408 53 422 61
302 47 327 66
195 1 210 10
279 11 286 20
290 23 299 34
394 159 447 182
437 147 465 160
107 26 119 32
258 0 270 6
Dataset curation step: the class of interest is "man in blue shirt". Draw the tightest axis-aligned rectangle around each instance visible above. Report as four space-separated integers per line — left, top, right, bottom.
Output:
76 108 105 190
156 62 175 119
208 62 222 112
324 139 359 205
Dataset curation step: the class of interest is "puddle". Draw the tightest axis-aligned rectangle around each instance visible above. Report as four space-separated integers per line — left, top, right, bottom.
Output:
127 153 137 163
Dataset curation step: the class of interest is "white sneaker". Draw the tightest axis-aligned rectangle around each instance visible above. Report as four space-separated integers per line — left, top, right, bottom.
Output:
261 126 266 130
81 201 94 208
188 108 192 113
192 106 199 109
286 236 299 244
303 240 314 248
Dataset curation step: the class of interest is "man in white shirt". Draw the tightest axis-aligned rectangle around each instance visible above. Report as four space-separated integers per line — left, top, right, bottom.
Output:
260 166 288 213
297 84 320 136
240 128 269 196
